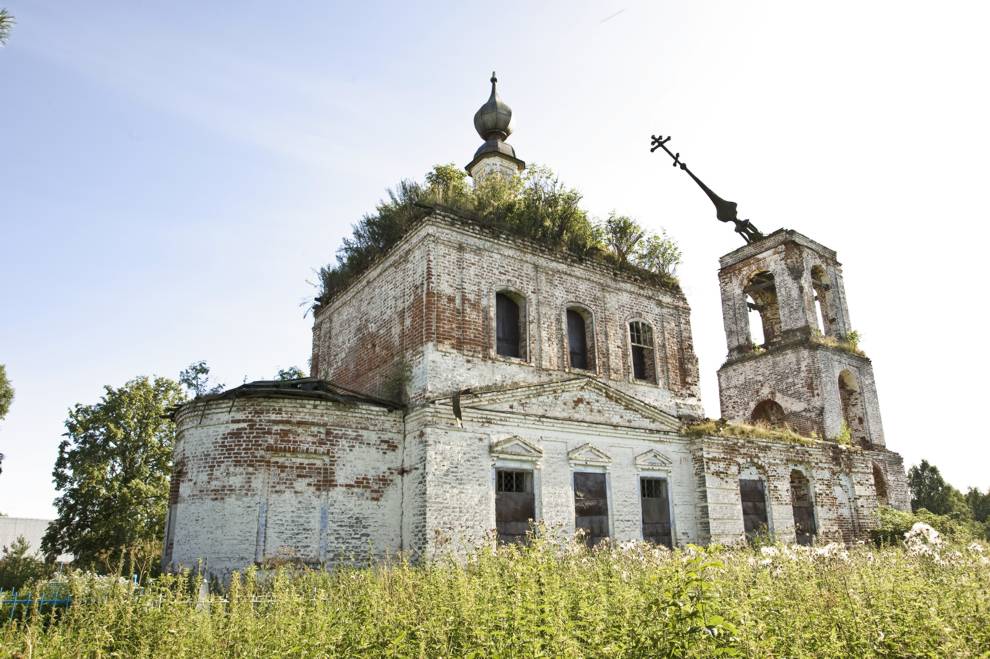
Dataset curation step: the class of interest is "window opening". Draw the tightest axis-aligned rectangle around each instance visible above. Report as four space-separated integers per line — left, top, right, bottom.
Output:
789 470 816 546
629 321 656 383
495 469 534 543
740 478 769 541
640 477 673 548
744 272 781 348
574 472 609 546
496 292 523 358
567 309 590 370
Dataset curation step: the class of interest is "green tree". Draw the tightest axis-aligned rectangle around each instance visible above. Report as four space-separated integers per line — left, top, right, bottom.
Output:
0 9 14 46
178 360 225 397
0 536 53 592
0 363 13 477
41 376 186 571
907 460 969 516
965 487 990 523
275 366 306 381
635 231 683 277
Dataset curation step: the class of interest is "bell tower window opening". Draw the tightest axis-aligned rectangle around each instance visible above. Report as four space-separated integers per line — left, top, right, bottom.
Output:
567 307 594 371
629 321 657 383
838 369 868 446
751 399 786 427
744 271 781 349
811 266 832 336
496 291 525 359
872 464 889 507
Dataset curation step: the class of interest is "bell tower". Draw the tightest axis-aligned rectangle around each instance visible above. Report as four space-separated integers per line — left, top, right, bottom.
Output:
715 229 885 446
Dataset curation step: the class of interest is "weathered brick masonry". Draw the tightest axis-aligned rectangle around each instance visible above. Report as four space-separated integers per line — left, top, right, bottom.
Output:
164 80 909 575
165 214 909 578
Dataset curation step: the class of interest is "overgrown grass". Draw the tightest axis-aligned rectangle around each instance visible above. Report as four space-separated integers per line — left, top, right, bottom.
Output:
2 538 988 657
684 418 817 445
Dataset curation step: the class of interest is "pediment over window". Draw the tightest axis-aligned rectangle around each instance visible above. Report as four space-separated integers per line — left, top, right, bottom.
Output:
490 435 543 461
635 449 673 470
568 443 612 466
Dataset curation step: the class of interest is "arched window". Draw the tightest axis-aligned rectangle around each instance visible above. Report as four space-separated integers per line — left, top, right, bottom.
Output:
811 266 831 335
838 369 867 446
496 291 525 358
629 321 656 383
566 308 592 370
751 399 786 427
873 464 889 507
744 271 781 348
789 469 816 546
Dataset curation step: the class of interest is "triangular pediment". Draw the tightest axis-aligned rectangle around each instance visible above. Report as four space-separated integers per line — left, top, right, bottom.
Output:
490 435 543 461
450 377 681 432
568 443 612 466
635 449 673 470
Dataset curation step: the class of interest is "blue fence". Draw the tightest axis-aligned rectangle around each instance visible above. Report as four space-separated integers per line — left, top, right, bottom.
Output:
2 591 73 621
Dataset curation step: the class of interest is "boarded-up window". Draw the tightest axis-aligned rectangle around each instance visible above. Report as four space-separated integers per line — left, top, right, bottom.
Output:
739 478 769 541
629 321 656 383
567 309 589 370
574 472 609 546
495 469 535 543
496 292 523 358
789 470 816 546
641 477 673 548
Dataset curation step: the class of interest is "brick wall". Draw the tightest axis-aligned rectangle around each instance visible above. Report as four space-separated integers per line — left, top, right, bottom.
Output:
312 214 703 418
166 394 404 575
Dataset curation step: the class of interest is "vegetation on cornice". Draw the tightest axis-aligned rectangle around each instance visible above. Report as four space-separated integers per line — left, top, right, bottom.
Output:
810 329 864 357
684 418 817 445
314 164 682 308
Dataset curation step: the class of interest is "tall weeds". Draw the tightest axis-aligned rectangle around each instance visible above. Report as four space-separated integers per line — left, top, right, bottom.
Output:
2 538 988 657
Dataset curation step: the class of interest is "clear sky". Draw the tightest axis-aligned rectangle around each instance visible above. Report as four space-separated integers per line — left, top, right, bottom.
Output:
1 1 988 518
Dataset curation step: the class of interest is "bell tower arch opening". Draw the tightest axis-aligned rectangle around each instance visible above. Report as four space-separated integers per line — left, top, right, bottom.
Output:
838 369 868 446
744 271 781 349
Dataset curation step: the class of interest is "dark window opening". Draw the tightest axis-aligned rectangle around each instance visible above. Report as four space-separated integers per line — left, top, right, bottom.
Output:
567 308 590 370
629 321 656 383
873 464 889 506
641 477 673 548
496 292 523 358
751 399 786 427
744 272 781 348
495 469 534 544
838 369 869 446
789 470 816 546
574 472 609 547
811 265 832 336
740 478 769 541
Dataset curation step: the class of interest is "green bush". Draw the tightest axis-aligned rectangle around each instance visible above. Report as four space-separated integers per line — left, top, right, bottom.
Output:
871 506 988 545
0 536 54 592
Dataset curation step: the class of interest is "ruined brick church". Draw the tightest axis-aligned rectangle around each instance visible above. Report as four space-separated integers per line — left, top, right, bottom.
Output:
163 76 910 575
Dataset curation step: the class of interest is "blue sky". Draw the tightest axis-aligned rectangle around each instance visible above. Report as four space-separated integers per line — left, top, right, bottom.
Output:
2 0 988 518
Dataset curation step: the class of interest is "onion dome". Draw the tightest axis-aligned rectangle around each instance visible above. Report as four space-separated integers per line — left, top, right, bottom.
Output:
474 72 514 141
466 72 525 177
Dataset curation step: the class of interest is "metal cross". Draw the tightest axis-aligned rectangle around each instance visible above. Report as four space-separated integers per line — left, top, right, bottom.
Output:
650 134 764 244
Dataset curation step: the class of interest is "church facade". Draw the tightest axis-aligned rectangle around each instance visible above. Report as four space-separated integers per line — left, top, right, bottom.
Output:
163 77 909 576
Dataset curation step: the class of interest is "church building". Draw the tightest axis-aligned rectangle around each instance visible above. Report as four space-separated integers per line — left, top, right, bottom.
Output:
163 75 910 576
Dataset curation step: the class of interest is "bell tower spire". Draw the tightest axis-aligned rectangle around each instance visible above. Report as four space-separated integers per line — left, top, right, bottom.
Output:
466 71 525 183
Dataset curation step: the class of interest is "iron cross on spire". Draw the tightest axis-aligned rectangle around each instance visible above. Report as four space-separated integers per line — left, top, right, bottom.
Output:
650 134 764 244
